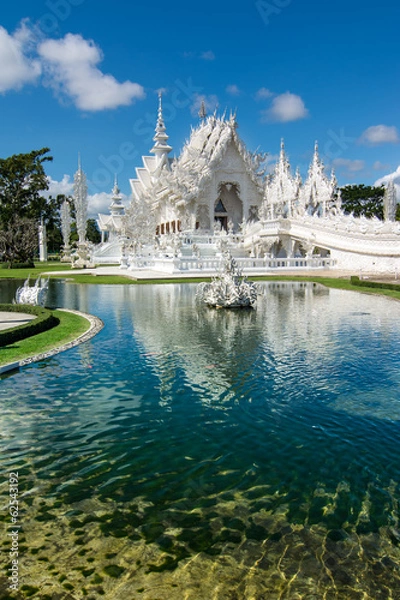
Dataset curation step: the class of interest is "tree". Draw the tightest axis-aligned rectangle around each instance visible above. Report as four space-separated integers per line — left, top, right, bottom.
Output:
340 184 385 220
86 219 101 244
0 216 39 265
0 148 55 265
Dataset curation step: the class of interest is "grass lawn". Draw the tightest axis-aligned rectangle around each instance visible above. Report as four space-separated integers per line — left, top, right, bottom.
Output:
0 262 72 280
0 309 91 367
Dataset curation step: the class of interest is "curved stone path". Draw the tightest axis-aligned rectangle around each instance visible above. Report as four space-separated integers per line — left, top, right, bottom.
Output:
0 308 104 375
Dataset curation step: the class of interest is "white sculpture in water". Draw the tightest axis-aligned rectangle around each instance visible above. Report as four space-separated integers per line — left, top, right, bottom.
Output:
15 275 49 307
197 252 258 308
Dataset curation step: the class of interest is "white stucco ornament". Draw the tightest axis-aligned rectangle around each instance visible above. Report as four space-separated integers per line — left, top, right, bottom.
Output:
196 252 258 308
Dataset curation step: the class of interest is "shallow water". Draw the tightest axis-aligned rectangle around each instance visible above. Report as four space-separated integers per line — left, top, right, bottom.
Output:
1 281 400 599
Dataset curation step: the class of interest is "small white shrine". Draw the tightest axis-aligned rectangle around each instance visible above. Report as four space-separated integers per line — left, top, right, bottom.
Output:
91 96 400 274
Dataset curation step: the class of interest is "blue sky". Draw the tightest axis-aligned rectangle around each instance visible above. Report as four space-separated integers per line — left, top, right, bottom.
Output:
1 0 399 215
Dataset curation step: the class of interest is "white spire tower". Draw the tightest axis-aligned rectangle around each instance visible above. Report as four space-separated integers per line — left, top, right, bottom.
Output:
301 141 333 217
264 139 296 218
73 154 88 244
109 175 125 217
383 178 397 222
151 92 173 170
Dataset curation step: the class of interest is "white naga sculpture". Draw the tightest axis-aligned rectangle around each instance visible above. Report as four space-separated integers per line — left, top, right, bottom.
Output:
197 252 258 308
15 275 49 307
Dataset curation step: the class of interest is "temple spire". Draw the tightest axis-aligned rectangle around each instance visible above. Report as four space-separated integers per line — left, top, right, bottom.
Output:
198 99 207 120
150 92 172 167
109 174 124 217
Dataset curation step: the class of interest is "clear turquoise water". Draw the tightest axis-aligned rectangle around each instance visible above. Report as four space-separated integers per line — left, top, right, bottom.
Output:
1 281 400 599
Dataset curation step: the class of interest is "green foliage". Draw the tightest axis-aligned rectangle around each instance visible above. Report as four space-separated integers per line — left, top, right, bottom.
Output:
0 148 57 265
0 304 59 347
0 262 33 269
0 148 53 222
350 275 400 291
86 218 101 244
69 219 101 245
340 184 385 219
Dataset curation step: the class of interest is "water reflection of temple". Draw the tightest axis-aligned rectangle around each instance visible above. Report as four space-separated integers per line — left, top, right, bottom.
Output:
120 282 400 407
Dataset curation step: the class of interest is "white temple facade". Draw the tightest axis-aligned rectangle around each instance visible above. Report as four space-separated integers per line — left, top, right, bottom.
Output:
91 97 400 274
129 96 265 236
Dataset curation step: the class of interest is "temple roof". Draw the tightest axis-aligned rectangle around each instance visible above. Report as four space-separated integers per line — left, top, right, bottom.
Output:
129 110 266 207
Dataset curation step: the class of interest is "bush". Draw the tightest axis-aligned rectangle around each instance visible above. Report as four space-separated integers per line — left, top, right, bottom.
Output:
350 276 400 292
0 262 35 269
0 304 59 347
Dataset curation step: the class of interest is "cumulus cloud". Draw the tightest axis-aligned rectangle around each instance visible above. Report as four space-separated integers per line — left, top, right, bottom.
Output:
46 174 74 197
45 175 129 218
88 191 129 218
375 165 400 201
190 93 219 117
359 125 399 146
255 87 273 100
226 84 241 96
332 158 365 173
38 33 145 111
0 22 41 92
262 92 309 123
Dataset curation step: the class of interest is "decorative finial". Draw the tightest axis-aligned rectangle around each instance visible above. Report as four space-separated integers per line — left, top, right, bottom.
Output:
158 91 163 119
113 174 120 196
198 100 207 120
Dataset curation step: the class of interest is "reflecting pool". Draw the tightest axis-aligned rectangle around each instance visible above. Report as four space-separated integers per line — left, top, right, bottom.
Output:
1 281 400 599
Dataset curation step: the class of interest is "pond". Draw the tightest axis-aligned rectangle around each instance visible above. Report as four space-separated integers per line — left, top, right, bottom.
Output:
0 280 400 599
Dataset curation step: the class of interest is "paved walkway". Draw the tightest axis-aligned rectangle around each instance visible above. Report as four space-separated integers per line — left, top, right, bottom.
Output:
46 266 358 280
0 311 35 331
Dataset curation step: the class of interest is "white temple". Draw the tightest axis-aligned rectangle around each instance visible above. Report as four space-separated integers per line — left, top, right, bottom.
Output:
92 96 400 274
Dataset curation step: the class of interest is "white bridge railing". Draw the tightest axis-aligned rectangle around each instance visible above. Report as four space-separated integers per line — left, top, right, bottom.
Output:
130 255 335 273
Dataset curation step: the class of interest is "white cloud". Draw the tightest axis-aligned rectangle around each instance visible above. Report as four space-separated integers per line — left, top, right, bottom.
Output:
0 22 41 92
45 175 129 218
200 50 215 61
190 93 219 117
226 84 241 96
46 174 74 197
359 125 399 146
88 191 129 219
332 158 365 173
373 160 390 171
255 87 273 100
38 33 145 111
375 165 400 201
262 92 309 123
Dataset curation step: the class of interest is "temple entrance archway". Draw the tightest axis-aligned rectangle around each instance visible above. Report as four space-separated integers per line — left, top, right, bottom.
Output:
214 182 243 232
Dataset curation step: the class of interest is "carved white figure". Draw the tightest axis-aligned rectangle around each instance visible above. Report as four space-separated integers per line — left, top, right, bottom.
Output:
197 252 258 308
15 275 49 307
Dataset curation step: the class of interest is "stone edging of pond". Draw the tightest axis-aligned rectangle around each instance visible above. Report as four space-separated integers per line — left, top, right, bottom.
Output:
0 308 104 375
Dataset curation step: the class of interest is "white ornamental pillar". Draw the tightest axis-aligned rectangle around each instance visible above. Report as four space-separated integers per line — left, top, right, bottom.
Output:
39 218 48 262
